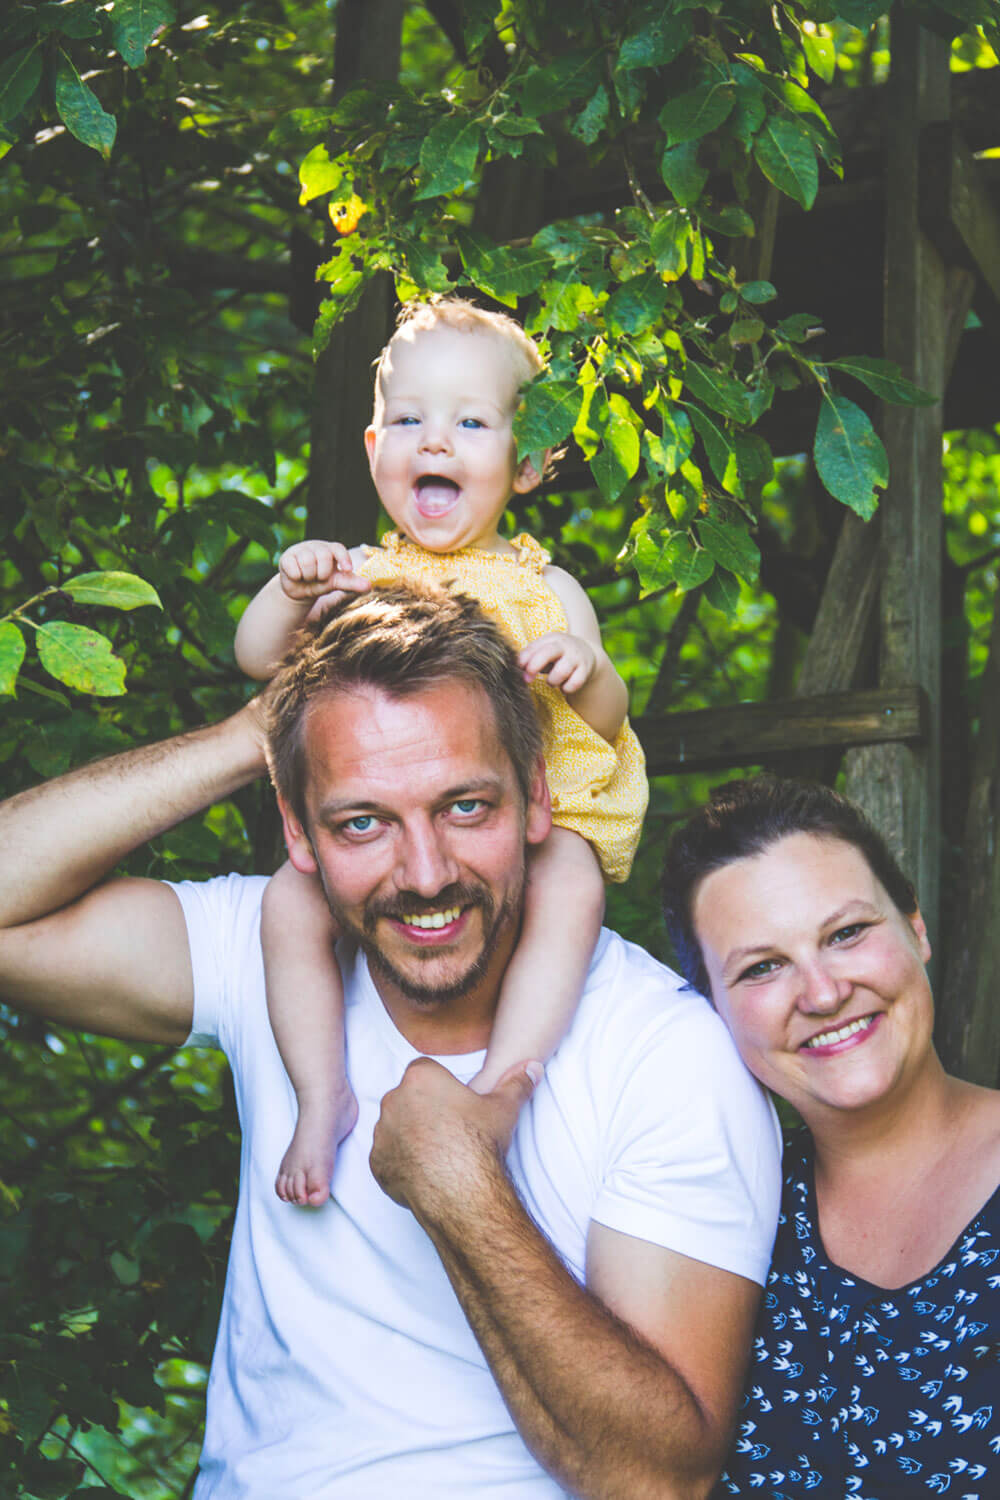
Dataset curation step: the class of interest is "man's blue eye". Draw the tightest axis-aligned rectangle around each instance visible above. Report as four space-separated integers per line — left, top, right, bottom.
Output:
452 799 481 814
346 815 375 832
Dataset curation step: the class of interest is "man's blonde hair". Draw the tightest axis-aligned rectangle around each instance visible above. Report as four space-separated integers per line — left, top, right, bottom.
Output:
372 296 545 419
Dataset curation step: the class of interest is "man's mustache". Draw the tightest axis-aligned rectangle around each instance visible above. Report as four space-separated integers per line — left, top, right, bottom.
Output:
362 883 492 933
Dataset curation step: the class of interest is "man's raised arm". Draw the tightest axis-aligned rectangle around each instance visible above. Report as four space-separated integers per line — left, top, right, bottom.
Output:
372 1060 759 1500
0 704 268 1043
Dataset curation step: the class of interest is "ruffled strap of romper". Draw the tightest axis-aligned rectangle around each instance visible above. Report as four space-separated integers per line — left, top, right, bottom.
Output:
510 533 551 572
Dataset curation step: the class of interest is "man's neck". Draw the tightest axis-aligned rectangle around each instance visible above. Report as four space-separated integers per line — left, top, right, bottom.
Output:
367 929 517 1057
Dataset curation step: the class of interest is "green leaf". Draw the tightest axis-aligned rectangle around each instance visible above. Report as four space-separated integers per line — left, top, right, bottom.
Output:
54 51 116 157
571 85 609 144
268 108 336 149
606 270 668 334
63 571 162 610
698 516 760 582
107 0 174 67
702 568 741 619
531 274 600 334
398 237 451 295
635 529 713 593
753 114 819 210
659 81 735 146
684 363 752 424
36 623 127 696
0 45 42 123
800 26 836 84
825 356 937 406
698 201 755 238
298 143 344 205
515 52 603 115
643 408 694 478
776 311 824 343
19 1454 84 1500
513 379 585 458
463 0 497 51
837 0 884 27
659 141 708 208
414 114 482 200
590 409 640 503
650 211 692 277
455 228 549 306
618 6 690 69
813 392 888 519
0 621 26 693
686 403 739 491
740 280 776 304
730 317 764 345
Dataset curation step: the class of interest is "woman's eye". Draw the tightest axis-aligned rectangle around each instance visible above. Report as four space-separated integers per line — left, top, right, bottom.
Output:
830 923 865 945
738 957 781 982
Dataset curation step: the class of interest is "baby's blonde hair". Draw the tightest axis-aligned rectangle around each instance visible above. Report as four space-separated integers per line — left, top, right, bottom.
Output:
372 296 545 418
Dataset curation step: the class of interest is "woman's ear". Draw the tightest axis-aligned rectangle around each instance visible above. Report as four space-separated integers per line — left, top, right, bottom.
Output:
276 795 318 876
908 907 932 963
512 451 549 494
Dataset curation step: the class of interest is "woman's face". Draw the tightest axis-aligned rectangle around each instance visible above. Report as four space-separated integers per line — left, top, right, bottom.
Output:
691 832 934 1125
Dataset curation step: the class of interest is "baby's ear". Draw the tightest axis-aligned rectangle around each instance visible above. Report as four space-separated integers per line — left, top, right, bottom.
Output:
513 450 548 494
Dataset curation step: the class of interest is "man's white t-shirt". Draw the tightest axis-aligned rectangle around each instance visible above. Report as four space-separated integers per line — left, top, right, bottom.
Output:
171 873 781 1500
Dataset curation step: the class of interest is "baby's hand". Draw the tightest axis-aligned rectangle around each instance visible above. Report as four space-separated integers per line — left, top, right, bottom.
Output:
279 540 370 616
518 632 596 695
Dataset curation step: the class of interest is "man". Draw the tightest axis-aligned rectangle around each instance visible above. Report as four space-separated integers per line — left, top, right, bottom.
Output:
0 583 780 1499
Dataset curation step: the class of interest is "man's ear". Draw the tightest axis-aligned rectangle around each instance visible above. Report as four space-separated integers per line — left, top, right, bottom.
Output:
277 794 319 876
908 907 932 964
364 425 377 479
512 451 549 495
525 755 553 848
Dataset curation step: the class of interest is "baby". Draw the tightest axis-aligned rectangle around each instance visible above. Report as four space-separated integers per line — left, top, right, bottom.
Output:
236 298 648 1206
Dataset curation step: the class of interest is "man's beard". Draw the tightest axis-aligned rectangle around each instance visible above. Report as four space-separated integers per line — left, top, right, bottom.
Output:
326 877 523 1007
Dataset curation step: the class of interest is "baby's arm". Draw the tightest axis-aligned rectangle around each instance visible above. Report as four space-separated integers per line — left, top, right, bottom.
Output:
262 861 358 1206
518 567 629 744
471 827 604 1094
235 540 371 681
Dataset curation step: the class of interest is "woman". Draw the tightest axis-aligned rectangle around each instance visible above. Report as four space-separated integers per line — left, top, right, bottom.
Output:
661 776 1000 1498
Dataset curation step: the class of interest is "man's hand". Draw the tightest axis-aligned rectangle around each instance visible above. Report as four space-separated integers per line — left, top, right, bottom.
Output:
518 632 596 695
370 1058 540 1220
279 539 371 618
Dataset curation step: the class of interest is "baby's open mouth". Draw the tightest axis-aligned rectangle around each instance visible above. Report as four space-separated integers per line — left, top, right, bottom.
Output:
414 475 460 517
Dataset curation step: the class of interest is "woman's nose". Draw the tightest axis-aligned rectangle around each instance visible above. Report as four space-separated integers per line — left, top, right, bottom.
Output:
797 957 851 1014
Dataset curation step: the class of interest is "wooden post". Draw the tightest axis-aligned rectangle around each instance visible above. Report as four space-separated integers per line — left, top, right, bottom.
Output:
842 12 950 958
306 0 404 544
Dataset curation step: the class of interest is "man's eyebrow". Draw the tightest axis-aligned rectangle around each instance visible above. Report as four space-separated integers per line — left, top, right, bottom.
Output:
721 900 880 976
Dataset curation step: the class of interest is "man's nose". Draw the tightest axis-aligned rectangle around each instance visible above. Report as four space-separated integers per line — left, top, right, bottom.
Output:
393 820 458 898
797 956 851 1015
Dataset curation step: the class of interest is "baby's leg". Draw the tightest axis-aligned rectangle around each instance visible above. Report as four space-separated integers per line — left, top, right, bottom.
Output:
262 862 358 1207
471 827 604 1094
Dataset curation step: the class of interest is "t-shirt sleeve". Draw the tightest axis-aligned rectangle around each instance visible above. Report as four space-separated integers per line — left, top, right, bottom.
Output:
592 992 782 1287
165 873 268 1053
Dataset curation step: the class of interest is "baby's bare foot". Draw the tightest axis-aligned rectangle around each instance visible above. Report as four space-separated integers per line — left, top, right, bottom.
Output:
275 1089 359 1207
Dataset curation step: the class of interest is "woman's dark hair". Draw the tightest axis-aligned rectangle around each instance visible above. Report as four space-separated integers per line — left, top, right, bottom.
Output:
661 775 918 998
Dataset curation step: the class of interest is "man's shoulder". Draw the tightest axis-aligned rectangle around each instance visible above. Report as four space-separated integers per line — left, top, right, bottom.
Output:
165 870 269 947
577 928 718 1045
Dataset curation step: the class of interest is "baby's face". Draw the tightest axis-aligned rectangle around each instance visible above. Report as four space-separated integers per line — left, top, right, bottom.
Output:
364 325 538 553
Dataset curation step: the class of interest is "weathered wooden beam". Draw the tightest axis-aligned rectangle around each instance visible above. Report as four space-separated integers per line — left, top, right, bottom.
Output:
919 122 1000 329
939 583 1000 1086
843 13 950 965
636 686 925 777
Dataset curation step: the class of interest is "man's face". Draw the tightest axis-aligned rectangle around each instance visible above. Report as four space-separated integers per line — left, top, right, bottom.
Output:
278 680 551 1036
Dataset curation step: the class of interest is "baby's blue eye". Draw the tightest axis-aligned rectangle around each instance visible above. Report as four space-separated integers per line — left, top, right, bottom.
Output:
395 415 418 426
459 417 485 429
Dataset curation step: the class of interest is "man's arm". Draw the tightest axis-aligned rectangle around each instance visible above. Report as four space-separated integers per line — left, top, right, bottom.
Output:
371 1059 759 1500
0 704 268 1043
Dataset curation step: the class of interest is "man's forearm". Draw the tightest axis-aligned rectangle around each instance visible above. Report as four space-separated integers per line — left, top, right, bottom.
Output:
0 704 267 929
416 1156 719 1500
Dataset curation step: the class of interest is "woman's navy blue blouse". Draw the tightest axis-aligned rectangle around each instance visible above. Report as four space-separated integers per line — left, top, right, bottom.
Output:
717 1132 1000 1498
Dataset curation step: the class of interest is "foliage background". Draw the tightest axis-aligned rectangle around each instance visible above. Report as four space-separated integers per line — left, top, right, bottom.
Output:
1 1 998 1494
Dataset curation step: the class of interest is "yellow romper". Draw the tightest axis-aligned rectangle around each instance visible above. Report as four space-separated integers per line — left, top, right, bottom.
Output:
357 531 648 883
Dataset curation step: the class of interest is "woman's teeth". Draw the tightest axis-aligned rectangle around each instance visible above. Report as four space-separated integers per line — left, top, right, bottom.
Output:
804 1015 873 1049
401 907 461 929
